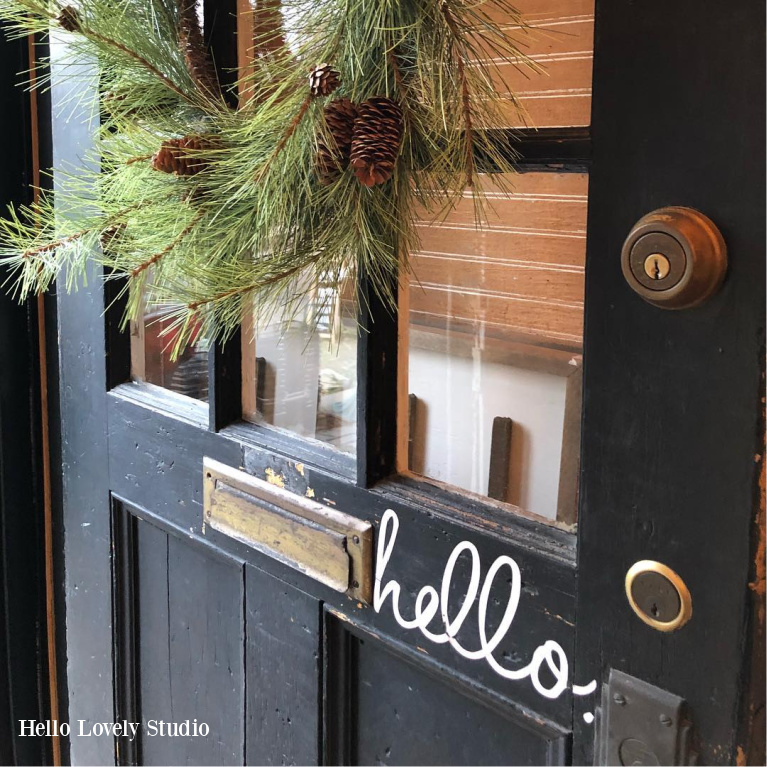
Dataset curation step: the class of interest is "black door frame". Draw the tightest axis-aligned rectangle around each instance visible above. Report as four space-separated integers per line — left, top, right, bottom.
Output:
0 28 60 767
4 0 764 765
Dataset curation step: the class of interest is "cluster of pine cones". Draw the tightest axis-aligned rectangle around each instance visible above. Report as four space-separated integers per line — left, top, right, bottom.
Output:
149 63 403 187
310 64 403 188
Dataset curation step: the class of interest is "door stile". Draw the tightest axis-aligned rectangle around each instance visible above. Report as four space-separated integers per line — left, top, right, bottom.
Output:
51 40 116 764
573 0 766 763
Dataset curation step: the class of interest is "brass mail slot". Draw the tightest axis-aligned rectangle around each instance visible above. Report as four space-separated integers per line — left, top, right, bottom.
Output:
203 458 373 603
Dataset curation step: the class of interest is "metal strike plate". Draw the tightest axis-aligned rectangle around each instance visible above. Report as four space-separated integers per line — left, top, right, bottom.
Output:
594 669 697 766
203 458 373 603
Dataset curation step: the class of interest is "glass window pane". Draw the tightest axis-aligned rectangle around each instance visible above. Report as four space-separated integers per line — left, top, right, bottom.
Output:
485 0 595 129
131 304 209 402
242 272 357 455
406 172 587 523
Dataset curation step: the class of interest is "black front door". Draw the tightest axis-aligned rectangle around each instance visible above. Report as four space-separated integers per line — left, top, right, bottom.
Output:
47 0 764 765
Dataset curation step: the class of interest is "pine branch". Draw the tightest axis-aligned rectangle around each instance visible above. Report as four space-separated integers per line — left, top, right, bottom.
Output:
129 208 204 277
440 0 475 188
255 95 312 183
22 230 87 259
125 153 153 166
187 261 308 311
53 3 198 108
0 0 542 358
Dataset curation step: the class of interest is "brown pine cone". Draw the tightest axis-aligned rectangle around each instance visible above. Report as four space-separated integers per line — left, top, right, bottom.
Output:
316 98 358 185
350 97 403 187
178 0 221 99
309 63 341 98
152 135 213 176
58 5 81 33
99 223 125 253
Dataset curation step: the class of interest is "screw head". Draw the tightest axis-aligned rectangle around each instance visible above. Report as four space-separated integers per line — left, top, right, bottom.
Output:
659 714 673 727
352 535 360 545
613 693 627 706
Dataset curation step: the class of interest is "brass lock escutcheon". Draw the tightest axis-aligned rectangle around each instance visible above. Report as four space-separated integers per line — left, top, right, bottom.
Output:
625 560 692 632
621 206 727 309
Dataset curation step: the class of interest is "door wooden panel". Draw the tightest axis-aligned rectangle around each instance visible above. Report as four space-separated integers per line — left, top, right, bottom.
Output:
352 631 566 765
245 566 321 765
134 520 245 766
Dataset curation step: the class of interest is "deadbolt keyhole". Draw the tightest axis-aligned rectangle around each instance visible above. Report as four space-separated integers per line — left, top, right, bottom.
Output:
626 563 692 631
643 253 671 281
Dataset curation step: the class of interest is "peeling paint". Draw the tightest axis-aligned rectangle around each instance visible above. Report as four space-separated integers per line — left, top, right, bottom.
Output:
323 497 336 506
305 487 316 499
543 608 575 627
736 745 747 766
265 467 285 488
749 431 766 614
296 463 305 476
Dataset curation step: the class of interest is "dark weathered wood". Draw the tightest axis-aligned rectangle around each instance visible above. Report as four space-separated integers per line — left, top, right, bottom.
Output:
45 283 71 767
137 519 245 766
47 1 766 763
50 42 116 765
104 274 131 390
245 566 321 765
105 386 579 726
556 364 583 526
487 416 513 501
322 611 354 766
208 330 243 432
356 264 398 487
111 501 140 766
237 420 356 481
204 0 242 431
573 0 766 762
407 393 418 472
0 30 50 766
349 618 567 765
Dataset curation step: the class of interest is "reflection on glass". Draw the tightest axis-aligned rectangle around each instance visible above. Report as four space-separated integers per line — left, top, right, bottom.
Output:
131 306 209 402
406 172 588 523
243 271 357 455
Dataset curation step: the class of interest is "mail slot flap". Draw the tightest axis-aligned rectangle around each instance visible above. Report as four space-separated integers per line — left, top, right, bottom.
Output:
203 458 373 602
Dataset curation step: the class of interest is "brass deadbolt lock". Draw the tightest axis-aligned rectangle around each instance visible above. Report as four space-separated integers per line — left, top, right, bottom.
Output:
625 560 692 632
621 206 727 309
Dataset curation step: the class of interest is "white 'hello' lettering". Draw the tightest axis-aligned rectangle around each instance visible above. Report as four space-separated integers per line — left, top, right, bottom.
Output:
373 509 597 701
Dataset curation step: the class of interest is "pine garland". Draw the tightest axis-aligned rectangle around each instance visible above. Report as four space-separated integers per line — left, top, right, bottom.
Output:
0 0 541 356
